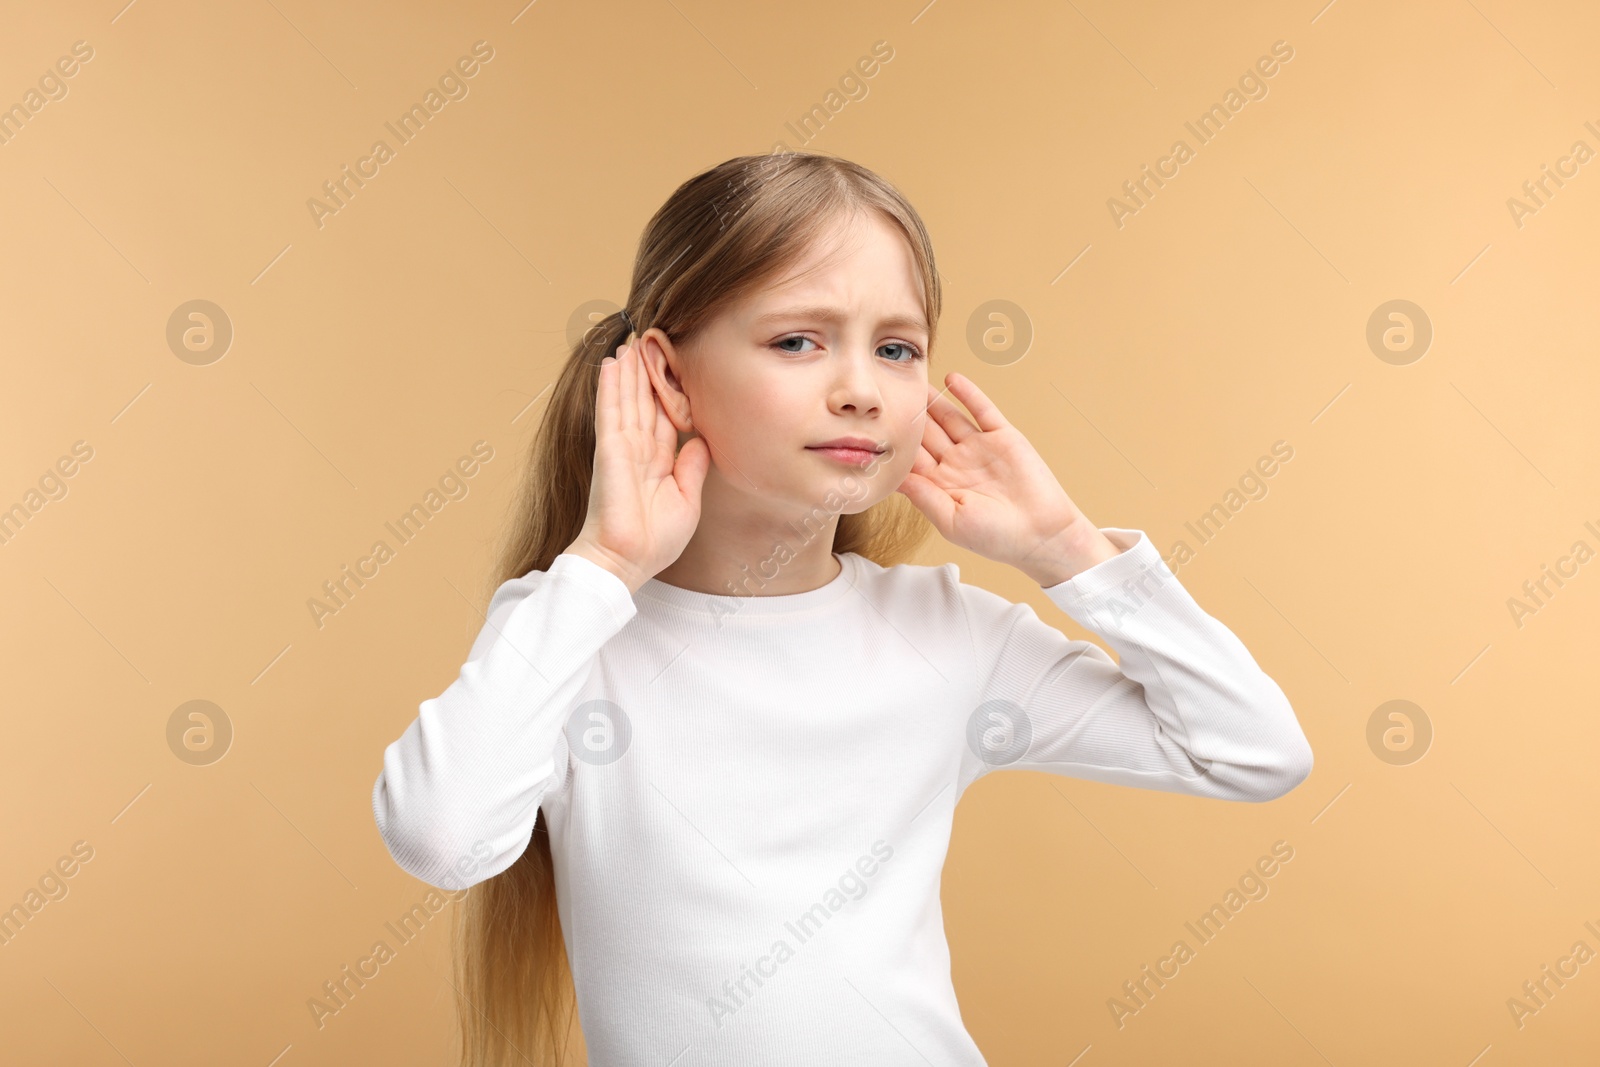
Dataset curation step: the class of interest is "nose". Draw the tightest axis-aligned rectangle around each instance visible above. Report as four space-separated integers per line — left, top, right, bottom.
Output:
826 346 885 417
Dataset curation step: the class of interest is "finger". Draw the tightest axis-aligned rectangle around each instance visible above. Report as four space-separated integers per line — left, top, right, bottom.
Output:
945 372 1009 433
919 389 955 459
627 335 646 435
619 340 638 433
597 348 619 437
896 469 954 535
672 433 712 496
926 382 979 444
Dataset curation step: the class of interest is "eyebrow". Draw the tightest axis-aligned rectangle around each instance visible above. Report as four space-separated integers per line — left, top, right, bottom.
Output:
752 304 929 336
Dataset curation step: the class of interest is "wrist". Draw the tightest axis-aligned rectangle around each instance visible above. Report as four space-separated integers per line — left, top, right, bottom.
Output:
563 539 648 595
1019 521 1122 588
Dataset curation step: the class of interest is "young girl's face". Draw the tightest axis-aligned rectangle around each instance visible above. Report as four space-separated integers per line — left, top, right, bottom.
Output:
654 210 931 517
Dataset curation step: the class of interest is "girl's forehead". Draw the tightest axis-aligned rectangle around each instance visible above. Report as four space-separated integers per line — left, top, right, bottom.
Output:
744 226 923 316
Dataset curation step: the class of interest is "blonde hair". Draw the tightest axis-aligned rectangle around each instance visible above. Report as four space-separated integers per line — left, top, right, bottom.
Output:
451 150 943 1066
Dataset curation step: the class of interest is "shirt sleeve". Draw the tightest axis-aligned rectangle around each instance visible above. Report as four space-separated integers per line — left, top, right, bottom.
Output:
958 527 1313 802
370 551 638 889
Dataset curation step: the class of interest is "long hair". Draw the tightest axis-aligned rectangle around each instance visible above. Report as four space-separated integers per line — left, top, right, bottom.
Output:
450 150 944 1066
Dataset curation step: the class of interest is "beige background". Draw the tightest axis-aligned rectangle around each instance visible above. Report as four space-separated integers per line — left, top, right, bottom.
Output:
3 0 1598 1063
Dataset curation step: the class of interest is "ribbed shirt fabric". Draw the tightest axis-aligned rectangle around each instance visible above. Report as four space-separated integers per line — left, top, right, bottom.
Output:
371 527 1313 1066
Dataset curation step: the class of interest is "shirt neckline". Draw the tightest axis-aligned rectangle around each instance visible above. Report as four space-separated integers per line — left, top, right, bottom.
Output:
635 552 858 616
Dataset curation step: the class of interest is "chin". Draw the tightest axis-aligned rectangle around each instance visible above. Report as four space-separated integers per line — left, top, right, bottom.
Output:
765 472 869 519
820 472 896 513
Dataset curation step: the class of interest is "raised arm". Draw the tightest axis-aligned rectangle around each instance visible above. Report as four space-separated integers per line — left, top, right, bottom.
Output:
960 527 1314 802
371 551 637 889
374 328 709 890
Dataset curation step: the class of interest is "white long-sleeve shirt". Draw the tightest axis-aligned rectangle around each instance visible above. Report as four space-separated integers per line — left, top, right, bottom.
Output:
371 527 1313 1066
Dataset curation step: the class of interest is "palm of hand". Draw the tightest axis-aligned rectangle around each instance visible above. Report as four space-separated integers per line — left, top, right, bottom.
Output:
581 339 710 579
897 375 1082 570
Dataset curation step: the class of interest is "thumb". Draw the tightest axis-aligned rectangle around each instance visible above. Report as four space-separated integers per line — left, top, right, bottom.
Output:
896 471 954 535
673 435 712 495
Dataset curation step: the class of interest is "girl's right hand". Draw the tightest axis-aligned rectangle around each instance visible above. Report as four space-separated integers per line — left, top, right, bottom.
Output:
565 336 712 594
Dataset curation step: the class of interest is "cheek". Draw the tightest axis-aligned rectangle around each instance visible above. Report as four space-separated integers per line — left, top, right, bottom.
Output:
891 392 929 447
693 373 799 449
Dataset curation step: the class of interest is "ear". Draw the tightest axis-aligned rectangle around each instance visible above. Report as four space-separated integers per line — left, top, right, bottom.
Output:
636 327 693 432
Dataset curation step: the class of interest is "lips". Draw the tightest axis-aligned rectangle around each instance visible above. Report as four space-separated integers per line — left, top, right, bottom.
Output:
807 439 884 466
808 437 884 453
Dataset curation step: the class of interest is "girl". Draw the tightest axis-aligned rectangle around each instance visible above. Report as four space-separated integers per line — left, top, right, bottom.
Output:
372 152 1314 1067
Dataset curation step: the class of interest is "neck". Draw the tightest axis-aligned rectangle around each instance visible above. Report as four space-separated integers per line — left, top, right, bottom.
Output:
648 481 845 596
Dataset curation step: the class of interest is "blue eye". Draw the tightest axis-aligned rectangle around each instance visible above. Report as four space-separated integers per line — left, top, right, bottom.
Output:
880 342 925 363
771 336 926 362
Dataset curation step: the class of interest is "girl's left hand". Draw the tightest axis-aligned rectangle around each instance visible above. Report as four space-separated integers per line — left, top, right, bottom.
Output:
895 373 1123 587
